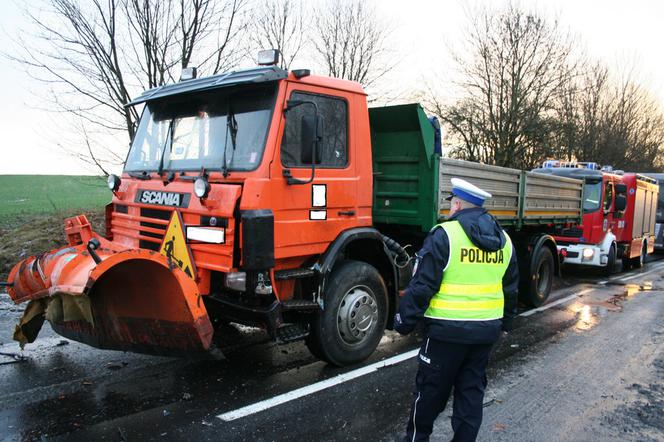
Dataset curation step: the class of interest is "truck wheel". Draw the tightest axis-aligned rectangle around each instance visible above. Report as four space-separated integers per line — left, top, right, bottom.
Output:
525 247 554 307
603 244 616 276
631 241 647 269
305 260 388 366
622 256 632 271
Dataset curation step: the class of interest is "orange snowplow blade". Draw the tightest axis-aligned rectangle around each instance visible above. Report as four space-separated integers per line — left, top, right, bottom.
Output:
7 237 213 355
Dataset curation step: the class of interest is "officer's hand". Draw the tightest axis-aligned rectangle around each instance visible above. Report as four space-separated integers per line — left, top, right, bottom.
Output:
393 313 413 335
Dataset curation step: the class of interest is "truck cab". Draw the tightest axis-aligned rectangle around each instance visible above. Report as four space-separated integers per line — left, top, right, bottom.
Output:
533 161 658 273
109 62 396 364
532 162 625 272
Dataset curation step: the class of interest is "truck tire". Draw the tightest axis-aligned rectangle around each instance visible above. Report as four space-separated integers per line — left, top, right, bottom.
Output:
305 260 388 366
524 246 554 307
603 244 617 276
630 241 647 269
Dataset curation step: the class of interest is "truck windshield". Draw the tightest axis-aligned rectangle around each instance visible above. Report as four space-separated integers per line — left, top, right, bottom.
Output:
583 181 602 213
125 85 276 173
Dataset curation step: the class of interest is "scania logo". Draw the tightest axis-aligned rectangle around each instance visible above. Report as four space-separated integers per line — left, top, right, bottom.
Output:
135 190 190 207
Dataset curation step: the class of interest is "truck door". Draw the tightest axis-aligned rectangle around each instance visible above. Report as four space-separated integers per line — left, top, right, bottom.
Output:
271 87 361 261
603 180 615 234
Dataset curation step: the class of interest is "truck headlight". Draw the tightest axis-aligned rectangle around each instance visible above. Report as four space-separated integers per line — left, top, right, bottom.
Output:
582 248 594 260
107 174 121 191
224 272 246 292
194 177 210 198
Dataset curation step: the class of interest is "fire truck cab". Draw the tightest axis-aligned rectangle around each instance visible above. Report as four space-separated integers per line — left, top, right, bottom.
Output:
533 161 658 274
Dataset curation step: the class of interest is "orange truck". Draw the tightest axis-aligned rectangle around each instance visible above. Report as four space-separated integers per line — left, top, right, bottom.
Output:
4 51 584 366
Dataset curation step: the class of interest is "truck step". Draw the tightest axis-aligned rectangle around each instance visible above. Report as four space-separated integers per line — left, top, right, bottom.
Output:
281 299 320 311
274 268 316 280
276 324 309 344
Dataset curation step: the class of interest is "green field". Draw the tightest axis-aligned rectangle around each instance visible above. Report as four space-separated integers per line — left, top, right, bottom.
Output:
0 175 110 221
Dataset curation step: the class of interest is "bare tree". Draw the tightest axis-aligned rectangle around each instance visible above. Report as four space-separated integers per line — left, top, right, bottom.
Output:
311 0 393 89
249 0 306 70
550 59 664 171
576 64 610 161
9 0 248 174
125 0 178 90
600 72 664 171
439 3 575 169
426 95 488 163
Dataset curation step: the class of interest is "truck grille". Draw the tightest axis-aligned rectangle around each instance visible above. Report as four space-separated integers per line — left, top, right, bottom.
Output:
139 208 171 251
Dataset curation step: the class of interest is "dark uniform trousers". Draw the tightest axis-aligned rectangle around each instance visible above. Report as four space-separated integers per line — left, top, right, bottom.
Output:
406 337 493 442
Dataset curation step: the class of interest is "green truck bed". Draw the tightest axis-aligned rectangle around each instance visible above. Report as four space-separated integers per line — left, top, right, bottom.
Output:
369 104 584 232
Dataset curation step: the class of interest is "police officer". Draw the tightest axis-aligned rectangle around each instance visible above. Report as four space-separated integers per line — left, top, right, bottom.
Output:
395 178 519 442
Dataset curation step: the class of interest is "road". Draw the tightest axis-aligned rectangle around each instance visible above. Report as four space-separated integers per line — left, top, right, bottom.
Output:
0 259 663 441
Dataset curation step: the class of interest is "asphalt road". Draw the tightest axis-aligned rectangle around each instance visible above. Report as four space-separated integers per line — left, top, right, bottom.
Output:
0 258 663 441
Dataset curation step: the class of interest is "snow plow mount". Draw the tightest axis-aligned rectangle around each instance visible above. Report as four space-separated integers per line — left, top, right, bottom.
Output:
6 215 213 355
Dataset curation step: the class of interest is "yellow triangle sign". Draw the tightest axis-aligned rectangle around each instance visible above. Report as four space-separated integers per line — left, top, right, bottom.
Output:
160 211 196 279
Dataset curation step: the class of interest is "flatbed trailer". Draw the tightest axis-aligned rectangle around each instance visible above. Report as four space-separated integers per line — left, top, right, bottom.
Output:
370 104 584 306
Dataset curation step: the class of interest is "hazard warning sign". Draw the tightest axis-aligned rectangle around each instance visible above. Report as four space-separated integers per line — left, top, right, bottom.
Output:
160 211 196 279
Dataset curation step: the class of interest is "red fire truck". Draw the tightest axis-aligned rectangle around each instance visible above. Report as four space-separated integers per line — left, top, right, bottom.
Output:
642 173 664 251
533 161 658 274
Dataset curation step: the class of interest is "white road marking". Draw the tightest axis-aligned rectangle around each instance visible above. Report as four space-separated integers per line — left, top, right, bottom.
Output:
217 261 664 422
521 261 664 317
613 263 664 282
217 349 419 422
599 262 664 285
519 289 595 317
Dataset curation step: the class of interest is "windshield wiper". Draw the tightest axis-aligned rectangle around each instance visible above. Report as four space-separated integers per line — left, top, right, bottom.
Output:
127 171 151 180
222 102 238 178
157 119 174 176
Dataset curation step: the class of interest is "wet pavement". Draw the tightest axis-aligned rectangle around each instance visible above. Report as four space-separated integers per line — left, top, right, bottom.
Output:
0 257 663 441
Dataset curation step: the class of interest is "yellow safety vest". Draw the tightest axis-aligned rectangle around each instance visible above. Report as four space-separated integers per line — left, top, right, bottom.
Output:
424 220 512 321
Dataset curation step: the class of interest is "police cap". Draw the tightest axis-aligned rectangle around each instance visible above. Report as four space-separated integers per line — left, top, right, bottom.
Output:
445 177 492 206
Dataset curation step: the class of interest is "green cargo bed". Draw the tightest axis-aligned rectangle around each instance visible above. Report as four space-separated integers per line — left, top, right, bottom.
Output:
370 104 583 232
369 104 439 230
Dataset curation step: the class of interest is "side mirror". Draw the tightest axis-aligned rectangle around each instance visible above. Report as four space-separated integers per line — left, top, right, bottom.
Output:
615 195 627 212
300 114 323 164
615 183 627 195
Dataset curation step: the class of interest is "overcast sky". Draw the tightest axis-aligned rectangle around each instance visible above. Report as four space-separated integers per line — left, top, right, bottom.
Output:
1 0 663 175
